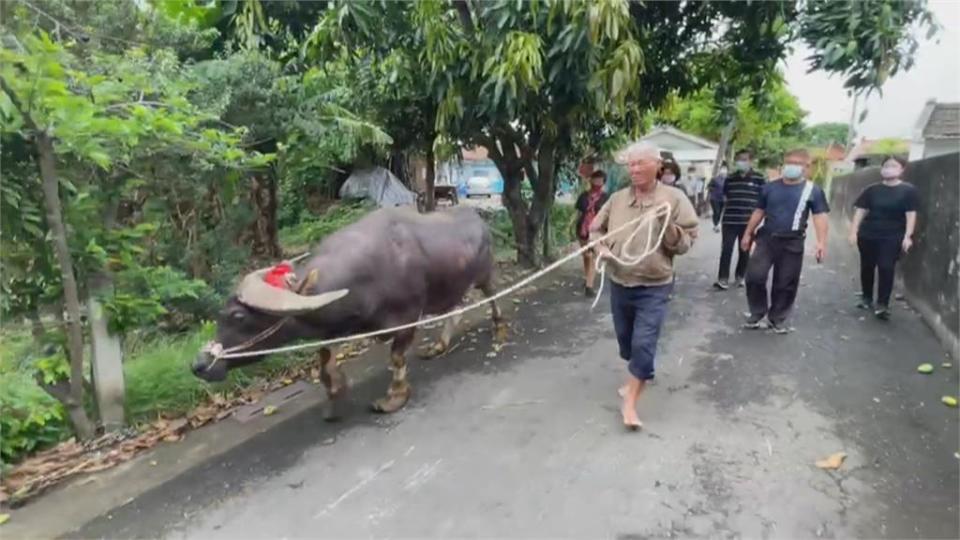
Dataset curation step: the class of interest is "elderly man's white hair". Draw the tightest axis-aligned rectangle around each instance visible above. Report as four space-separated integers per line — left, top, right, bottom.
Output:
616 140 662 164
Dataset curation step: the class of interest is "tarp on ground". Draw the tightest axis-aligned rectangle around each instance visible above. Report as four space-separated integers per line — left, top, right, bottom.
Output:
338 167 417 207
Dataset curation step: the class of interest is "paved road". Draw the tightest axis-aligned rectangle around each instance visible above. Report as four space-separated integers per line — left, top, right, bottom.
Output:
79 220 958 539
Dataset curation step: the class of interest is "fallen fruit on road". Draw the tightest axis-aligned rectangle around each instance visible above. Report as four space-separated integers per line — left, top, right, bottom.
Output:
263 405 278 416
941 396 957 408
0 514 9 526
916 363 934 374
815 452 847 470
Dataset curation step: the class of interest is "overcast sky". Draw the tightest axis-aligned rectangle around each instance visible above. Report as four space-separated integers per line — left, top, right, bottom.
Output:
782 0 960 140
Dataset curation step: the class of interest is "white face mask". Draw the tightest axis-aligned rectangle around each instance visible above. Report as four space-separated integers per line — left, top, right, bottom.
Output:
735 160 750 172
661 174 676 184
881 165 902 179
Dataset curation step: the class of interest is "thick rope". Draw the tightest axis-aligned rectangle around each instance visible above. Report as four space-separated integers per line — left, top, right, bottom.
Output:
212 201 673 361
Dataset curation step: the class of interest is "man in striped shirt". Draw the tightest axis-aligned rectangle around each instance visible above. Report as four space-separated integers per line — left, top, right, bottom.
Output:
714 149 766 290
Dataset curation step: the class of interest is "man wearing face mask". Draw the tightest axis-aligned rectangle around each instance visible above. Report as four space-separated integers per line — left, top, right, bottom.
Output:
740 148 830 334
714 150 766 290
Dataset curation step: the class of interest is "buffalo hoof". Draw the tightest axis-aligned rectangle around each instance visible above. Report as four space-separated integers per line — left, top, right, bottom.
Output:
370 384 411 414
419 341 447 360
322 400 342 423
494 322 510 343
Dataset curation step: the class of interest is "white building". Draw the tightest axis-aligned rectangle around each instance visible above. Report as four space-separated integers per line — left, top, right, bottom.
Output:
638 125 720 179
909 100 960 161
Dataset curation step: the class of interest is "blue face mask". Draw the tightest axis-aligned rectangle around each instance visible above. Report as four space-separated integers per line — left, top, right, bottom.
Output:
783 164 804 179
735 160 750 172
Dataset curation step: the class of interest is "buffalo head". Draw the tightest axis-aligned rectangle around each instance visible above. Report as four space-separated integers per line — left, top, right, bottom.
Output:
192 267 348 382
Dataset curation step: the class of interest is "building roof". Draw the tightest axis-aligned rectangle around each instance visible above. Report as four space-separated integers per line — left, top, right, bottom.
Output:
641 125 719 150
846 137 910 162
823 143 846 161
922 102 960 139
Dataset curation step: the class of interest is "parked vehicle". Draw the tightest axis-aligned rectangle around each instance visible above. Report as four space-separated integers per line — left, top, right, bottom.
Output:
466 175 495 198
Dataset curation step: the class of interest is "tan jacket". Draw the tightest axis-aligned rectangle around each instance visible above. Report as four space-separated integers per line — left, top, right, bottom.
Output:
589 183 699 287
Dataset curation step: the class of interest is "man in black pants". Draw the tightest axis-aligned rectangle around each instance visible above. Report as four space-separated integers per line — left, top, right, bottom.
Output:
741 148 830 334
714 150 765 290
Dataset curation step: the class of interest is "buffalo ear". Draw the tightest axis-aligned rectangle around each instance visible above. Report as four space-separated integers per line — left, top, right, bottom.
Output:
295 268 319 294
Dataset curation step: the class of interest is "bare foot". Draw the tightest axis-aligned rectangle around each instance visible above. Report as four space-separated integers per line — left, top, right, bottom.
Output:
621 399 642 431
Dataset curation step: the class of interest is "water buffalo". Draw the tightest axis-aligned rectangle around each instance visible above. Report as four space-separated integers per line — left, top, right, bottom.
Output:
192 206 507 416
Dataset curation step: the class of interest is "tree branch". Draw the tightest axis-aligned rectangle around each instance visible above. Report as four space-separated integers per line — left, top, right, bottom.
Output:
0 75 40 132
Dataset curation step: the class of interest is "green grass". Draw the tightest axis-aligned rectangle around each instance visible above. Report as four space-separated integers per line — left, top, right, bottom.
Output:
123 323 314 424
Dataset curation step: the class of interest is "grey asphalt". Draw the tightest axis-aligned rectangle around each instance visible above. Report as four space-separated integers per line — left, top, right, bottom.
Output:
75 220 958 539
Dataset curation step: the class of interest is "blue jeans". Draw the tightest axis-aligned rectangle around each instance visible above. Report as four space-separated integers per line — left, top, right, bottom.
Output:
610 281 673 381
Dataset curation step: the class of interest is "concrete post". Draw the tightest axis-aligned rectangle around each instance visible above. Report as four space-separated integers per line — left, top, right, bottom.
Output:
88 284 126 431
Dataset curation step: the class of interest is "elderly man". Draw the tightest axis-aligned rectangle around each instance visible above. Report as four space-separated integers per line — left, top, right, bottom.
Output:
590 142 699 430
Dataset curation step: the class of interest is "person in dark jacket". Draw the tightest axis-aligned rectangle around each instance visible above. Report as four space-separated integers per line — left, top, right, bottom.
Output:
847 156 919 320
707 162 728 231
714 150 766 290
575 170 610 296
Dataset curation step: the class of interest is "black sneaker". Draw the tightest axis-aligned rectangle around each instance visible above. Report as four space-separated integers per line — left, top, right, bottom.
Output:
735 278 745 288
874 307 890 321
585 286 596 297
742 315 764 329
856 299 873 310
713 280 730 291
768 321 791 334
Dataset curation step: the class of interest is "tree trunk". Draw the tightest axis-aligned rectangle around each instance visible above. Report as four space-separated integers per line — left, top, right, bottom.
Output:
28 307 45 347
424 146 437 212
248 172 281 259
712 117 736 178
490 132 558 268
35 132 96 440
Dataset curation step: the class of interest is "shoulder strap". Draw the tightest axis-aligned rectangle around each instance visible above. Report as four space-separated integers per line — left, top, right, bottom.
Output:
791 181 815 231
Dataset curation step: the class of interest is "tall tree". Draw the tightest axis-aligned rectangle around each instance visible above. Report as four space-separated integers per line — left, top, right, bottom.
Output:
332 0 933 266
804 122 852 147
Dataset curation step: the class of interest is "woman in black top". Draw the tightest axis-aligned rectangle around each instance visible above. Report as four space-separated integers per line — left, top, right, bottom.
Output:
574 170 610 296
848 156 919 320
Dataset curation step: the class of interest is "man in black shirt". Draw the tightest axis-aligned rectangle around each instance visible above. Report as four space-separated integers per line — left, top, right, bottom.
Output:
714 149 766 290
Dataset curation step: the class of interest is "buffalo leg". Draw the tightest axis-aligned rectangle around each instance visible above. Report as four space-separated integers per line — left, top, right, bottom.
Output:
421 312 463 359
480 281 508 343
372 329 414 413
319 347 347 421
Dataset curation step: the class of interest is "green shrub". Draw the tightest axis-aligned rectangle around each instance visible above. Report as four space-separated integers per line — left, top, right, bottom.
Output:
279 200 374 252
0 369 70 465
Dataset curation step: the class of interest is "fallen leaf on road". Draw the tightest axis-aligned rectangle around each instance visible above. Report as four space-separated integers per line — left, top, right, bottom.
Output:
263 405 278 416
0 514 9 526
486 352 497 358
942 363 953 368
815 452 847 470
917 363 934 374
941 396 957 408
